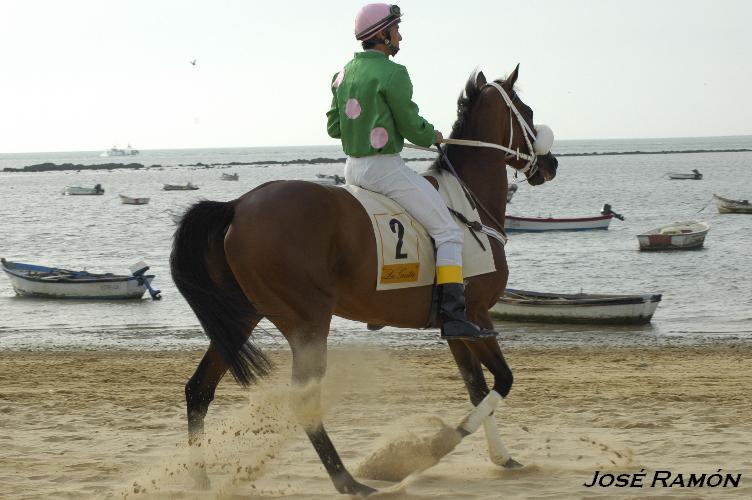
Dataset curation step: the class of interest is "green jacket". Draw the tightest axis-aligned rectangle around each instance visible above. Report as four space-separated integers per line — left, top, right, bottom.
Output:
326 51 437 157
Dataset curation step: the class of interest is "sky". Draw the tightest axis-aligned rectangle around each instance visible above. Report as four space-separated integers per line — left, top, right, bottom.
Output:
1 0 750 153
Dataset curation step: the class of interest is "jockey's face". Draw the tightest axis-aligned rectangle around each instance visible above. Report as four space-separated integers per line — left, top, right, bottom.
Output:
387 23 401 53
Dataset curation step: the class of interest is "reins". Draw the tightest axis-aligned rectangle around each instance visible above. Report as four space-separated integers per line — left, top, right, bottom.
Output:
402 81 542 248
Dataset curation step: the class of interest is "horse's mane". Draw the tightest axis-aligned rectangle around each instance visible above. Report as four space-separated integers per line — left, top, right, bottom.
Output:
433 71 506 169
450 73 484 141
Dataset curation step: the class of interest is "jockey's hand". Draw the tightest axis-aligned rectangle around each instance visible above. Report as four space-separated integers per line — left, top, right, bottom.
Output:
435 131 443 145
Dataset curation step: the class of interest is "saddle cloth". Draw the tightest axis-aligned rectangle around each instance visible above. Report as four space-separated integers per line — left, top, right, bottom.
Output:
342 166 496 291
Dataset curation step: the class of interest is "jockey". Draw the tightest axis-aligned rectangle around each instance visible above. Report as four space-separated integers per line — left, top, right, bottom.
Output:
326 3 495 341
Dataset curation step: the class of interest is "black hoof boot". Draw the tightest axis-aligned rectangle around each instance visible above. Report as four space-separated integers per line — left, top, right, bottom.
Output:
333 472 377 496
438 283 498 341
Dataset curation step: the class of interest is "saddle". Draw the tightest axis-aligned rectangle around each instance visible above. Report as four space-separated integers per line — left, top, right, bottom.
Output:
341 166 497 292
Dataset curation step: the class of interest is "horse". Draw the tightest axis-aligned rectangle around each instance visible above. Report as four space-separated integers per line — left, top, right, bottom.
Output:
170 64 558 496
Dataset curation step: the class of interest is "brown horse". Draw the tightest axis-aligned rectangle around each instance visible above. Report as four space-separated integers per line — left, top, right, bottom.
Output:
171 65 558 495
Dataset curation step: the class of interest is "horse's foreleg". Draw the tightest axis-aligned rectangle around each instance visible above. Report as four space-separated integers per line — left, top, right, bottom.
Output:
449 326 522 468
288 333 377 496
184 343 229 488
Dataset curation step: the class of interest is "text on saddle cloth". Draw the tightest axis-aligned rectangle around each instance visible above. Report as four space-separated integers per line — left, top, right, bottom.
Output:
342 168 497 291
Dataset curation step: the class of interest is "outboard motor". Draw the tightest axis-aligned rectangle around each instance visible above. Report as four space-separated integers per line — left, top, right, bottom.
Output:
601 203 625 221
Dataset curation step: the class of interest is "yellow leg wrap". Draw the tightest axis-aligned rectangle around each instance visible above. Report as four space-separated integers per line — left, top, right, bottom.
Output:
437 265 463 284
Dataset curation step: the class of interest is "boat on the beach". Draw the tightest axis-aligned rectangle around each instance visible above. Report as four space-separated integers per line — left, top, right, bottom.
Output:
507 183 518 203
668 169 702 180
163 182 199 191
637 220 710 250
308 174 346 186
490 288 662 325
713 194 752 214
221 172 239 181
100 144 139 157
119 194 150 205
505 204 624 232
1 259 161 300
63 184 105 196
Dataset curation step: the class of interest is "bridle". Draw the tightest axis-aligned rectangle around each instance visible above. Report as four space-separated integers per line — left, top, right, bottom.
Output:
406 80 541 181
404 80 547 247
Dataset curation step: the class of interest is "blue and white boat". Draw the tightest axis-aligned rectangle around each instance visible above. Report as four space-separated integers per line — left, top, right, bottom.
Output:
1 259 161 300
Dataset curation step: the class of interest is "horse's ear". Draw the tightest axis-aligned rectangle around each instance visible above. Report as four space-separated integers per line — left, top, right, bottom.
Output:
476 70 486 88
466 69 485 97
506 63 520 88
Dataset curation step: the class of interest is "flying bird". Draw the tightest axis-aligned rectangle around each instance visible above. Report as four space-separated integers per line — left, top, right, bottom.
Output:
190 59 197 66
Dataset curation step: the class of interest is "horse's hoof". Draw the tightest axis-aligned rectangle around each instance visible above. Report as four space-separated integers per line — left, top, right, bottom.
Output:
351 481 378 497
338 479 377 497
502 457 524 469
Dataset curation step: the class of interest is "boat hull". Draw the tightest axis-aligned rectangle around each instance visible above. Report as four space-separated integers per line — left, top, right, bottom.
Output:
714 194 752 214
2 260 154 299
4 272 152 299
490 289 662 325
637 221 710 250
505 214 612 232
64 187 104 196
667 173 702 180
119 195 150 205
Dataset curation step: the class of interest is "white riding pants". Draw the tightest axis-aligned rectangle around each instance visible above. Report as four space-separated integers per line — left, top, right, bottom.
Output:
345 154 464 268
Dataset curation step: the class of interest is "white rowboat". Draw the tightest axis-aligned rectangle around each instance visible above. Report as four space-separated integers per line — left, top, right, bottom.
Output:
637 220 710 250
119 195 150 205
490 289 662 325
163 182 199 191
713 194 752 214
505 214 612 232
221 172 239 181
63 185 104 195
667 169 702 180
1 259 160 300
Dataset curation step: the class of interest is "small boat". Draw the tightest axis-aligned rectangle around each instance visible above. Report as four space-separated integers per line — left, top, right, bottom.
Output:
100 144 139 157
163 182 199 191
1 259 161 300
668 169 702 180
490 289 662 325
506 184 518 203
221 172 239 181
63 184 105 196
505 204 624 232
713 194 752 214
308 174 347 186
637 220 710 250
119 194 150 205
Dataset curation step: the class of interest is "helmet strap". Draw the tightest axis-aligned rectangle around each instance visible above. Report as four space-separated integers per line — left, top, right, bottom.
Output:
382 31 399 56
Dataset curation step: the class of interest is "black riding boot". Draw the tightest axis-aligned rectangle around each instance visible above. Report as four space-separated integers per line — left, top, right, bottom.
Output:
439 283 497 341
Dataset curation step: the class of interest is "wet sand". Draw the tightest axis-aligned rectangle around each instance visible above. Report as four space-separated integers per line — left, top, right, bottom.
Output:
0 345 750 499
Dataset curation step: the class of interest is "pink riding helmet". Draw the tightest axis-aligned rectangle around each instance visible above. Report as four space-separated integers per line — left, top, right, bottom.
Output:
354 4 402 41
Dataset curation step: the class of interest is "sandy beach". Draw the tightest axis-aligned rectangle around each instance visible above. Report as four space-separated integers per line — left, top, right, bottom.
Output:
1 345 750 499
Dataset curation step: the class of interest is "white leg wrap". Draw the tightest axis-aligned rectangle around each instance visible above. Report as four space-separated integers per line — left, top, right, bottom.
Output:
459 390 503 434
482 415 512 465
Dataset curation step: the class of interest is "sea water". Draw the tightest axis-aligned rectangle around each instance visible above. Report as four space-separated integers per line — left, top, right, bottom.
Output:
1 137 751 350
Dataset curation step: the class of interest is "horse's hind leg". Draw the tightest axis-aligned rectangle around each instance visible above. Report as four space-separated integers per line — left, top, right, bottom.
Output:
185 315 261 487
282 323 376 496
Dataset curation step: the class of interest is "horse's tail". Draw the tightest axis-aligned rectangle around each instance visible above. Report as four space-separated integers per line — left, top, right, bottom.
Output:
170 200 271 386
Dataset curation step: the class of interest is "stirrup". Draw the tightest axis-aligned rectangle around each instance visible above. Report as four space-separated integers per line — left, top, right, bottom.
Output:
441 321 498 341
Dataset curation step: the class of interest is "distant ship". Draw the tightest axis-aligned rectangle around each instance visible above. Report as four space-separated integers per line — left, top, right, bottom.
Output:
100 144 139 157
